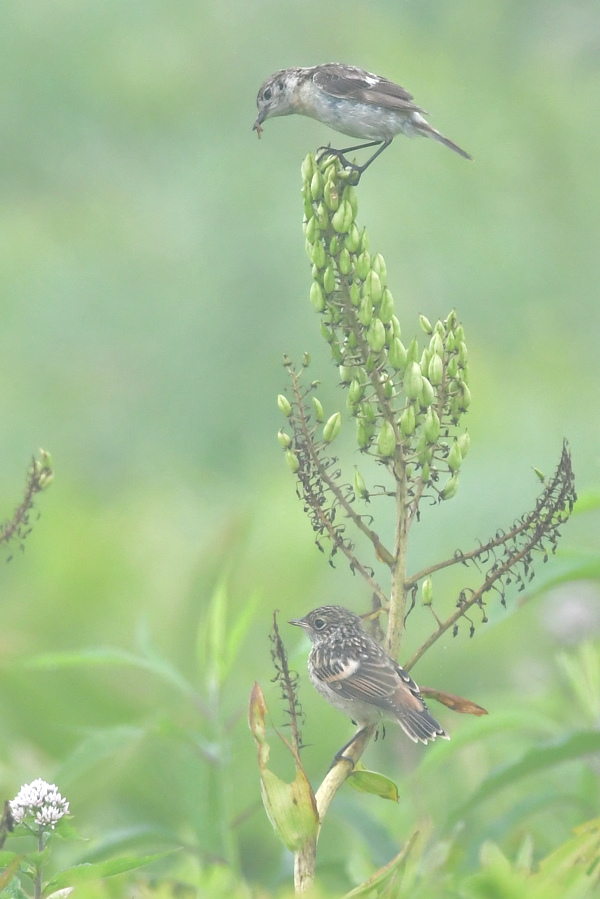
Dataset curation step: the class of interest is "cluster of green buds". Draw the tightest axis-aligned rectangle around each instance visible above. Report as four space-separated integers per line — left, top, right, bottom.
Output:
299 152 471 503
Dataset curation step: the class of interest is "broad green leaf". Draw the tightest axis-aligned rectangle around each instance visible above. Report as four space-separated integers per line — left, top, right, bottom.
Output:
451 730 600 822
42 851 173 895
248 682 318 852
347 763 399 802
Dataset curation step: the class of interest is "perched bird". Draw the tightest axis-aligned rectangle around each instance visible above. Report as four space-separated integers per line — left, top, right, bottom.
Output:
290 605 448 744
253 63 471 176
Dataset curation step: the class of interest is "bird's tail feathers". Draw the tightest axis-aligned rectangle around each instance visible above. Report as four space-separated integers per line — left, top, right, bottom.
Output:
397 706 450 745
419 123 472 160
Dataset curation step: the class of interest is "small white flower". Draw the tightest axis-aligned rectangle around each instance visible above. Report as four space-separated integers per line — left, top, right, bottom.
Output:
9 778 70 829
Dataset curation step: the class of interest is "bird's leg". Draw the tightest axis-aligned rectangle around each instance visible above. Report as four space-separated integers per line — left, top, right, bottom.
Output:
328 727 369 771
316 139 392 179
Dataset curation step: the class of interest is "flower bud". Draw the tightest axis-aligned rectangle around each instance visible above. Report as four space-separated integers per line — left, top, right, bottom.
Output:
338 248 352 275
378 288 394 324
403 361 423 399
312 397 324 422
323 264 336 295
301 154 315 183
459 383 471 410
349 282 361 306
344 223 360 253
359 227 370 253
320 322 334 343
446 310 457 330
331 199 353 234
377 420 396 457
400 403 416 436
330 343 343 364
418 376 435 408
367 318 386 353
353 467 369 500
303 194 314 222
358 296 373 327
312 239 326 269
323 179 340 211
441 473 459 499
424 408 440 444
447 355 459 378
277 430 292 448
421 461 431 482
446 330 457 352
383 377 394 399
310 281 326 312
342 184 358 218
428 353 443 386
355 252 371 280
455 324 465 342
305 215 320 244
329 234 340 255
371 253 387 283
315 202 328 229
419 314 433 334
459 341 468 366
323 411 342 443
390 315 401 338
407 337 419 363
457 431 470 458
277 394 292 417
361 402 375 423
388 337 407 371
356 420 371 449
447 440 462 472
363 270 383 305
310 169 324 201
285 450 300 474
348 378 364 404
421 576 433 605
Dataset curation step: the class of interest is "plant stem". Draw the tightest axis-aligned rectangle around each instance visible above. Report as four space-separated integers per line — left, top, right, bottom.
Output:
34 827 44 899
386 446 408 658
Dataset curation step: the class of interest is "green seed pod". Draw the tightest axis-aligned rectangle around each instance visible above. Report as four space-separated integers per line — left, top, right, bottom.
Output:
312 397 324 422
343 184 358 218
378 288 394 323
422 576 433 605
367 317 386 353
349 282 361 306
355 252 371 280
458 431 470 458
388 337 408 370
359 296 373 327
441 473 459 500
459 341 468 366
323 411 342 443
359 227 370 253
277 429 292 448
450 394 462 420
447 355 459 378
310 281 326 311
447 440 462 472
371 253 387 283
459 383 472 410
429 332 444 355
455 324 465 342
331 199 352 233
377 419 396 457
312 239 326 270
353 466 369 500
363 270 383 305
428 353 443 386
421 461 431 483
310 168 324 201
383 377 394 399
330 343 343 364
339 365 353 384
277 394 292 417
356 419 371 449
361 402 376 423
407 337 419 363
323 264 336 295
403 361 423 399
419 314 433 334
301 153 315 182
302 352 311 366
305 215 320 244
285 450 300 473
420 348 431 373
323 179 340 212
320 322 334 343
348 331 358 349
344 223 361 253
400 403 416 436
303 194 314 221
312 264 322 283
424 408 440 444
329 234 340 255
338 248 352 275
390 315 401 338
446 310 457 330
419 376 435 408
446 330 457 352
434 319 445 337
348 378 364 404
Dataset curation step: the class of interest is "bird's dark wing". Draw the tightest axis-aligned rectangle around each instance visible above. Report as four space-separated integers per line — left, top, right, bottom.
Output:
312 65 425 114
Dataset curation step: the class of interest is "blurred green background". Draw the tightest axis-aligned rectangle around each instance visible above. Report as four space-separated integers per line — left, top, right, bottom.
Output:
1 0 600 894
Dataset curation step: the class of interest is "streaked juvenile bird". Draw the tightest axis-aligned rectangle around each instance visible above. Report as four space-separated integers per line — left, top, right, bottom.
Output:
290 605 448 745
254 63 471 176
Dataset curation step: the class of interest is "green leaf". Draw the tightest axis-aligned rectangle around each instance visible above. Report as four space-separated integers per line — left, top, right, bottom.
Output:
347 764 400 802
42 851 173 895
55 725 146 785
451 730 600 822
343 831 418 898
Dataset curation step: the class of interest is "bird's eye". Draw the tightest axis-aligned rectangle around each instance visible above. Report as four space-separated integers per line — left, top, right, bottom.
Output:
263 88 272 101
313 617 326 630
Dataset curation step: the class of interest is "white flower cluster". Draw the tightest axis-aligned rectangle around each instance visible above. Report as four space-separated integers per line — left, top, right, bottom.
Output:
9 778 70 829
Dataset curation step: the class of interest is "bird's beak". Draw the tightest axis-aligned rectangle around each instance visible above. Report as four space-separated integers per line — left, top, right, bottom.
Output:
253 109 266 138
289 617 307 628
